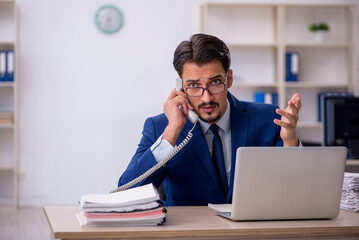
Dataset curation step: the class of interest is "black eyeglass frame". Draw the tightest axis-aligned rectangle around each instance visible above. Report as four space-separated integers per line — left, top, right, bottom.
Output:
183 78 228 97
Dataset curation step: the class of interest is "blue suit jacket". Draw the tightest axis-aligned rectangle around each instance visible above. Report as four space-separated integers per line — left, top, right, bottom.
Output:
118 92 283 206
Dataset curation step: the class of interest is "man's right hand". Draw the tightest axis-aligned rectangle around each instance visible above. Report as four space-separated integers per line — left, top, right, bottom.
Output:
162 88 193 146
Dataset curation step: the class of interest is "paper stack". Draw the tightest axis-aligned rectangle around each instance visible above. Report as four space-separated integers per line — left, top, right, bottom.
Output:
340 172 359 212
76 183 166 226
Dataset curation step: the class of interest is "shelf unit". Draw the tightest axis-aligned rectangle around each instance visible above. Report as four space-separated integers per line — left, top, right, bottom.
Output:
0 1 18 208
201 3 357 144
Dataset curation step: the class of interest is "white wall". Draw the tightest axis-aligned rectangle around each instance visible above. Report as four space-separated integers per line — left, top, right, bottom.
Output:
17 0 359 206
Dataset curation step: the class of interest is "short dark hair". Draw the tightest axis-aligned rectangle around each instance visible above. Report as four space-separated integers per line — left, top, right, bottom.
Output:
173 33 231 78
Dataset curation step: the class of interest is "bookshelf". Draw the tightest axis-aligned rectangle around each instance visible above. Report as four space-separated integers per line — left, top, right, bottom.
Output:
201 3 357 144
0 1 17 208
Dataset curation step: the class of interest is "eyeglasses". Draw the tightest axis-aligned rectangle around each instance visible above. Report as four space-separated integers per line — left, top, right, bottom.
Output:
183 79 228 97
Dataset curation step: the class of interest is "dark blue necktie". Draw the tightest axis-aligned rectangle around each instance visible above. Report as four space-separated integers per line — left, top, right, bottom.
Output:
209 124 228 197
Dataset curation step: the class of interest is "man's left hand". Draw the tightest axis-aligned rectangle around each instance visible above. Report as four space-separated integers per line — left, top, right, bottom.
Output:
274 93 301 147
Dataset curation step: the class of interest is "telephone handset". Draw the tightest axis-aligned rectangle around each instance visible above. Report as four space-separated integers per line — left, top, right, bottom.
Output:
175 78 199 124
109 79 198 193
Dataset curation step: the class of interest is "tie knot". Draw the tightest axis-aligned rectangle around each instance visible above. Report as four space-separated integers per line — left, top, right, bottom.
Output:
209 124 220 134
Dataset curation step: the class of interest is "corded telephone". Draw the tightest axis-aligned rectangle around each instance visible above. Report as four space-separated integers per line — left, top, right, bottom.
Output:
109 79 198 193
175 78 199 124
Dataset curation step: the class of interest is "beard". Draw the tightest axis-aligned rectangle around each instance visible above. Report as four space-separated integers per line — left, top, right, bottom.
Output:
197 101 221 124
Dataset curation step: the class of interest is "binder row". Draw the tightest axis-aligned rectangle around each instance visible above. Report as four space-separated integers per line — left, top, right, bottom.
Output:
0 50 14 82
286 51 299 82
254 92 278 105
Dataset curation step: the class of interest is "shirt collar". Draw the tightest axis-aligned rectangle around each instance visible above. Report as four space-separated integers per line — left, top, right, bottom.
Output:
199 99 231 134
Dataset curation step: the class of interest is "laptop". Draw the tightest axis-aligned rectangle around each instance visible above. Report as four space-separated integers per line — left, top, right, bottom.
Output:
214 147 347 221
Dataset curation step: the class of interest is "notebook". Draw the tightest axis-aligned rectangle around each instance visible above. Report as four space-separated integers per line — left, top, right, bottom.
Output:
211 147 347 221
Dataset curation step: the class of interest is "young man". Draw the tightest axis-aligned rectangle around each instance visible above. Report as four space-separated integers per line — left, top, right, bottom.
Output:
118 34 301 206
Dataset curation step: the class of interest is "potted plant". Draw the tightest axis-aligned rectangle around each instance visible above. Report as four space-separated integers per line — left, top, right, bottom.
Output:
309 22 330 43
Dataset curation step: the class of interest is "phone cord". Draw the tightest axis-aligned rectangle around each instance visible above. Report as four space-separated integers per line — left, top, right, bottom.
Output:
109 122 197 193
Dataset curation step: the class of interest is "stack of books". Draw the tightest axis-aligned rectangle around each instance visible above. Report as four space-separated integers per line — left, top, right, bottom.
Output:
76 184 166 226
341 172 359 212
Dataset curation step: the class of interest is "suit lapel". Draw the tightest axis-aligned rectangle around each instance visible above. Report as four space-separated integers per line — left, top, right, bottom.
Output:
180 121 220 185
181 120 218 182
226 93 249 202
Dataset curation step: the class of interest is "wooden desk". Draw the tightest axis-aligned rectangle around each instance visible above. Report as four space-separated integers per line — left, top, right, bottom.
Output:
44 206 359 240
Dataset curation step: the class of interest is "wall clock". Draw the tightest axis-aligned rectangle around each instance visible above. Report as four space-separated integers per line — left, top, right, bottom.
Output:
95 5 124 34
